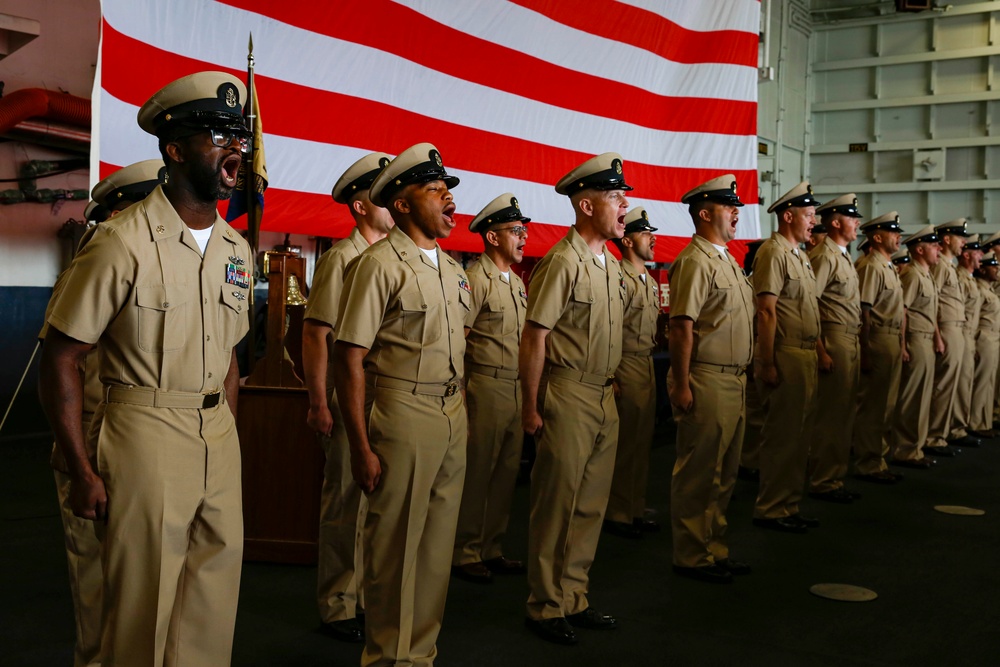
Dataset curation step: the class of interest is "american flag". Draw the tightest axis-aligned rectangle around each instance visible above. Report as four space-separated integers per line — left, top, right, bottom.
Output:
96 0 760 263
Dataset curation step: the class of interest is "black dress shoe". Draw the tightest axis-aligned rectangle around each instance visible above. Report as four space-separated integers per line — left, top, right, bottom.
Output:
482 556 526 574
925 446 957 458
855 470 902 484
452 562 493 584
891 457 935 469
969 429 996 439
738 465 760 481
787 514 820 528
715 558 752 575
566 608 617 630
949 435 980 448
320 618 364 643
809 488 854 504
633 517 661 533
525 617 578 645
603 519 642 539
672 563 733 583
752 517 808 533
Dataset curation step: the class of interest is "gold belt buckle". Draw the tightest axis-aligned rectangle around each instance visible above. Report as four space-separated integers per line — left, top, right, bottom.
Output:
444 383 458 397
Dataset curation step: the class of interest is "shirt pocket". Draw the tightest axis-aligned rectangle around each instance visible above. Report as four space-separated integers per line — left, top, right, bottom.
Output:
218 286 247 349
713 271 736 313
399 290 440 343
135 283 188 353
570 283 592 330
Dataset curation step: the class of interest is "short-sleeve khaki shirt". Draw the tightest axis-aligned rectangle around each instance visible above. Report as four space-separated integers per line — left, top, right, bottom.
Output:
668 234 753 367
751 232 821 344
931 258 966 324
977 278 1000 334
809 236 861 329
901 262 938 334
47 186 251 394
958 269 982 332
856 252 903 330
463 253 526 372
620 260 659 355
335 225 469 383
305 227 370 330
525 226 624 377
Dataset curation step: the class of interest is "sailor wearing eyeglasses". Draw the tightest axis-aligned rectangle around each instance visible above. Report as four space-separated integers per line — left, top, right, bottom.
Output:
451 193 530 584
39 71 252 666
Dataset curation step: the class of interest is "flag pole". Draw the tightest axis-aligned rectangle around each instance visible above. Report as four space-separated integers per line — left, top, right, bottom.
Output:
245 31 259 375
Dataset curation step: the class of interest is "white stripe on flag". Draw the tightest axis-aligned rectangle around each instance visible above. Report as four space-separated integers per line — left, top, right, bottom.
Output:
615 0 761 35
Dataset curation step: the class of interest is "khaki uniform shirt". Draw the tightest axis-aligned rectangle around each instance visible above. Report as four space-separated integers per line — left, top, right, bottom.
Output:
620 261 659 354
809 236 861 329
856 253 904 330
668 235 753 367
901 262 938 334
48 186 251 394
464 253 527 372
751 232 821 344
336 225 469 383
931 257 966 324
977 278 1000 333
958 270 983 332
526 226 624 377
305 228 369 386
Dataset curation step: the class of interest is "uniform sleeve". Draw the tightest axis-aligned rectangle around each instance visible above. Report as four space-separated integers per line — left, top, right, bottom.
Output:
335 254 392 350
38 268 73 341
47 225 134 345
667 255 711 320
752 246 785 297
901 269 919 309
526 255 574 330
856 260 882 307
464 265 488 328
811 250 835 295
305 248 350 329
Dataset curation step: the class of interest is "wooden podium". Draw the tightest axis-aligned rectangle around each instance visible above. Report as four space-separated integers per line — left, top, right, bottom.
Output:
237 250 325 563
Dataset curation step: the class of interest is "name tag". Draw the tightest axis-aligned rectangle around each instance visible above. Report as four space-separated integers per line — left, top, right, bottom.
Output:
226 263 251 289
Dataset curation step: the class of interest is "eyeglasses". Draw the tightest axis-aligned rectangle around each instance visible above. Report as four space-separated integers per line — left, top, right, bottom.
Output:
494 225 529 237
209 128 251 153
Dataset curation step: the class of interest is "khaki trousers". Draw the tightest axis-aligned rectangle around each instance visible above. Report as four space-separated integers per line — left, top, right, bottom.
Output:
606 354 656 524
948 330 977 438
808 330 860 492
927 322 965 447
95 401 243 667
740 377 764 469
971 332 1000 431
852 332 902 475
361 387 467 667
317 388 365 623
669 367 745 568
892 333 935 461
526 377 618 621
753 345 818 520
453 372 523 566
54 466 103 667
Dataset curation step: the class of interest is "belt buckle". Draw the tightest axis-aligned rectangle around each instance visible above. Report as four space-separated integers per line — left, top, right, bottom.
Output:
444 383 458 397
202 392 221 408
603 376 615 387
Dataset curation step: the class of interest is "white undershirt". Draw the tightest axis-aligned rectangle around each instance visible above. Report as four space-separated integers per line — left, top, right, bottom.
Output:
419 246 439 267
500 271 510 282
711 242 728 256
595 252 606 266
639 273 646 282
189 225 213 254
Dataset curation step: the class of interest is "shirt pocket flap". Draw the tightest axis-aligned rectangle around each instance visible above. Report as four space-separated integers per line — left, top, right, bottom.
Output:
220 286 245 312
399 291 427 312
136 284 187 312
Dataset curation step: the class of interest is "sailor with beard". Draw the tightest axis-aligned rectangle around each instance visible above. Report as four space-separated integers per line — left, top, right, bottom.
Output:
39 72 252 666
667 176 754 583
604 207 661 540
451 193 530 584
521 153 629 646
333 143 470 666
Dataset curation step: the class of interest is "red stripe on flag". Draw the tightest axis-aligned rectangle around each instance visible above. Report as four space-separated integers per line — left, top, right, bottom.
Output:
101 162 750 264
102 24 759 204
210 0 756 136
510 0 759 67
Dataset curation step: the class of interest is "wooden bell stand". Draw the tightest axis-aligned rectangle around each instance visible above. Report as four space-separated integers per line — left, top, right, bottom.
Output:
237 250 325 563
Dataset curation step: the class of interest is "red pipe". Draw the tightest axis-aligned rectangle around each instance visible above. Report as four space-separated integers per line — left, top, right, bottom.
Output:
0 89 91 134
